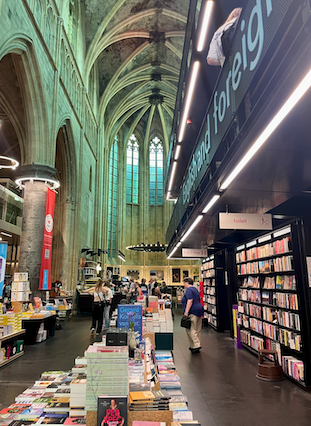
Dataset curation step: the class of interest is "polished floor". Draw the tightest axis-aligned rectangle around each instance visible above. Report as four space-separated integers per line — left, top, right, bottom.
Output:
1 314 311 425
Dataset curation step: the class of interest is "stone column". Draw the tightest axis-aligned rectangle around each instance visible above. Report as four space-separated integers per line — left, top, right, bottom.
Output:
18 165 57 300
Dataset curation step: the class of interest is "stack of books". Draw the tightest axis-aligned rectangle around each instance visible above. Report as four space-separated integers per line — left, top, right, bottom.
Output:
0 370 87 425
69 374 86 417
129 390 170 411
85 345 128 411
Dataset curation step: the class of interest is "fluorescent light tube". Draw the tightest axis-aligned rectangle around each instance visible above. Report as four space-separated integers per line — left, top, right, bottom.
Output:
180 215 203 242
168 161 177 191
166 191 171 200
168 245 179 259
273 226 291 238
174 145 181 160
220 69 311 190
197 1 214 52
1 232 12 237
178 61 200 142
118 255 125 262
202 195 220 214
258 235 271 243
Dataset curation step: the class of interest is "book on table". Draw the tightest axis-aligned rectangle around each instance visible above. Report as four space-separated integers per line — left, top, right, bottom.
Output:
97 396 127 426
34 413 68 425
64 418 86 425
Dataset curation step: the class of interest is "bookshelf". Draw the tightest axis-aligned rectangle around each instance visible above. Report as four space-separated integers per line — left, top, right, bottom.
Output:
236 223 310 386
201 252 230 332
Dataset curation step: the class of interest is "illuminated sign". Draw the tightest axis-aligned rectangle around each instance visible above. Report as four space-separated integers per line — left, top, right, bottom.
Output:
219 213 272 230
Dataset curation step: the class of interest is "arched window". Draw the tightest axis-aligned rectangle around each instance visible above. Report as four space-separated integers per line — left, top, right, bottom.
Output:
149 136 163 205
108 136 118 255
126 134 139 204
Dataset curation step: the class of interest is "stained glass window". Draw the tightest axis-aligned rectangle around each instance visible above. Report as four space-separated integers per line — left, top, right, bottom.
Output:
108 136 118 255
149 136 163 205
126 134 139 204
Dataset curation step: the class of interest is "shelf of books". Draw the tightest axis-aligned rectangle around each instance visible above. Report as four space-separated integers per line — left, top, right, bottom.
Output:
201 256 218 330
236 224 310 387
201 251 229 332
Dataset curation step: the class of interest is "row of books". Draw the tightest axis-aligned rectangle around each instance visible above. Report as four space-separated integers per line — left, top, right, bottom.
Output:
282 356 304 383
240 329 264 351
236 237 291 263
262 307 300 331
237 256 294 275
204 287 216 296
260 292 299 310
201 270 214 278
263 275 296 290
239 289 261 303
238 302 261 318
203 278 215 286
201 260 214 271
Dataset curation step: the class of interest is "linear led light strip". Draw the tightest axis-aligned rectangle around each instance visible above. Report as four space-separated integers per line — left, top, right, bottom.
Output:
197 1 214 52
118 255 125 262
178 61 200 143
220 68 311 190
168 161 177 192
174 145 181 160
16 177 60 189
167 242 181 259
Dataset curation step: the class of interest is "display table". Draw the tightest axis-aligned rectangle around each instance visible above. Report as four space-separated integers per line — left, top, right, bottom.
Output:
77 290 93 313
22 315 56 345
155 332 174 350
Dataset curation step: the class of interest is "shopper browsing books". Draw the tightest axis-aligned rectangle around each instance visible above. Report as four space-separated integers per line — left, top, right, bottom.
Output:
102 281 113 330
85 279 107 335
182 277 204 353
152 282 162 298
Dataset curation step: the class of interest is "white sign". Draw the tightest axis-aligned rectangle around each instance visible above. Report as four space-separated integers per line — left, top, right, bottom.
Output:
219 213 272 230
182 248 207 258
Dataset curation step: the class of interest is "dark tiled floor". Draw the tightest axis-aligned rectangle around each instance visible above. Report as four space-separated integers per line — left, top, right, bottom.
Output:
1 313 311 425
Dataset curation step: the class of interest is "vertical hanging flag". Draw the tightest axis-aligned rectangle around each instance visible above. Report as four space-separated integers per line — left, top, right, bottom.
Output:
0 242 8 298
39 188 56 290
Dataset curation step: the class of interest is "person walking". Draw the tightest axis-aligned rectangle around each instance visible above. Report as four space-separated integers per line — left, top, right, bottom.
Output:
182 277 204 353
103 281 113 330
152 282 162 298
85 279 107 335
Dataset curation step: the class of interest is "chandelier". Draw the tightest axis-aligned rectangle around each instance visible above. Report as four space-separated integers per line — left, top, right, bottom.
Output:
126 243 167 252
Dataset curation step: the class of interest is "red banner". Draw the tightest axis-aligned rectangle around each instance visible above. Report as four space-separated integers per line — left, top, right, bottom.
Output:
39 188 56 290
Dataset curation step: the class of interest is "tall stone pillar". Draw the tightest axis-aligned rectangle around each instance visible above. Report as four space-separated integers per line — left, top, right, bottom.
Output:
18 165 57 300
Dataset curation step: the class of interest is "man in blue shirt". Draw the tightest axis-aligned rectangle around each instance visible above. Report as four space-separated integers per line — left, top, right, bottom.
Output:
182 277 204 353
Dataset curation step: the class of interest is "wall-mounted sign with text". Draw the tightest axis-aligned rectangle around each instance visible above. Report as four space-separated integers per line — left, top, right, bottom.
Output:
182 248 208 258
219 213 272 230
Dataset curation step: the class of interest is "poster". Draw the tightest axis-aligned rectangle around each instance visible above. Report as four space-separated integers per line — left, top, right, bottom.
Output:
39 188 56 290
0 242 8 298
114 267 120 275
150 270 164 280
172 268 180 283
183 270 189 279
117 304 143 338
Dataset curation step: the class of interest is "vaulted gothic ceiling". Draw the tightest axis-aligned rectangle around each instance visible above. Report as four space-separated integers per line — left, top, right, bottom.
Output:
82 0 190 149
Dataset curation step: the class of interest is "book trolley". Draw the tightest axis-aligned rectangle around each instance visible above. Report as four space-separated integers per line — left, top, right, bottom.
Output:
201 252 229 332
235 222 311 387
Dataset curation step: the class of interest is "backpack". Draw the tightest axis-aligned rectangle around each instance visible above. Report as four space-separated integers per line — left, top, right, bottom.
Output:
221 20 238 58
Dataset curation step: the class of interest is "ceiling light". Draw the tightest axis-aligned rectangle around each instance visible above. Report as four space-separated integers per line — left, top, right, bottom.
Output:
1 232 12 237
166 191 171 200
168 161 177 192
178 61 200 142
118 255 125 262
197 1 214 52
202 195 220 214
220 69 311 190
174 145 181 160
15 177 60 189
0 156 19 170
180 215 203 242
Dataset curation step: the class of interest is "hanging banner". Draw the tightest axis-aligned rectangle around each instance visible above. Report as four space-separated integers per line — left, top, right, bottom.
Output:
0 242 8 298
39 188 56 290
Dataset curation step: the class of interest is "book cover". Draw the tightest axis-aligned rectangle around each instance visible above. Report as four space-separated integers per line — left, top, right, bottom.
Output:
97 396 127 426
34 413 68 425
18 407 44 420
7 421 33 426
0 406 31 419
64 418 86 425
132 422 166 426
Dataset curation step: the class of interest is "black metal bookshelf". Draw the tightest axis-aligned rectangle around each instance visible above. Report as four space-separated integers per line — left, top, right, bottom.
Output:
235 222 311 387
201 251 230 332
